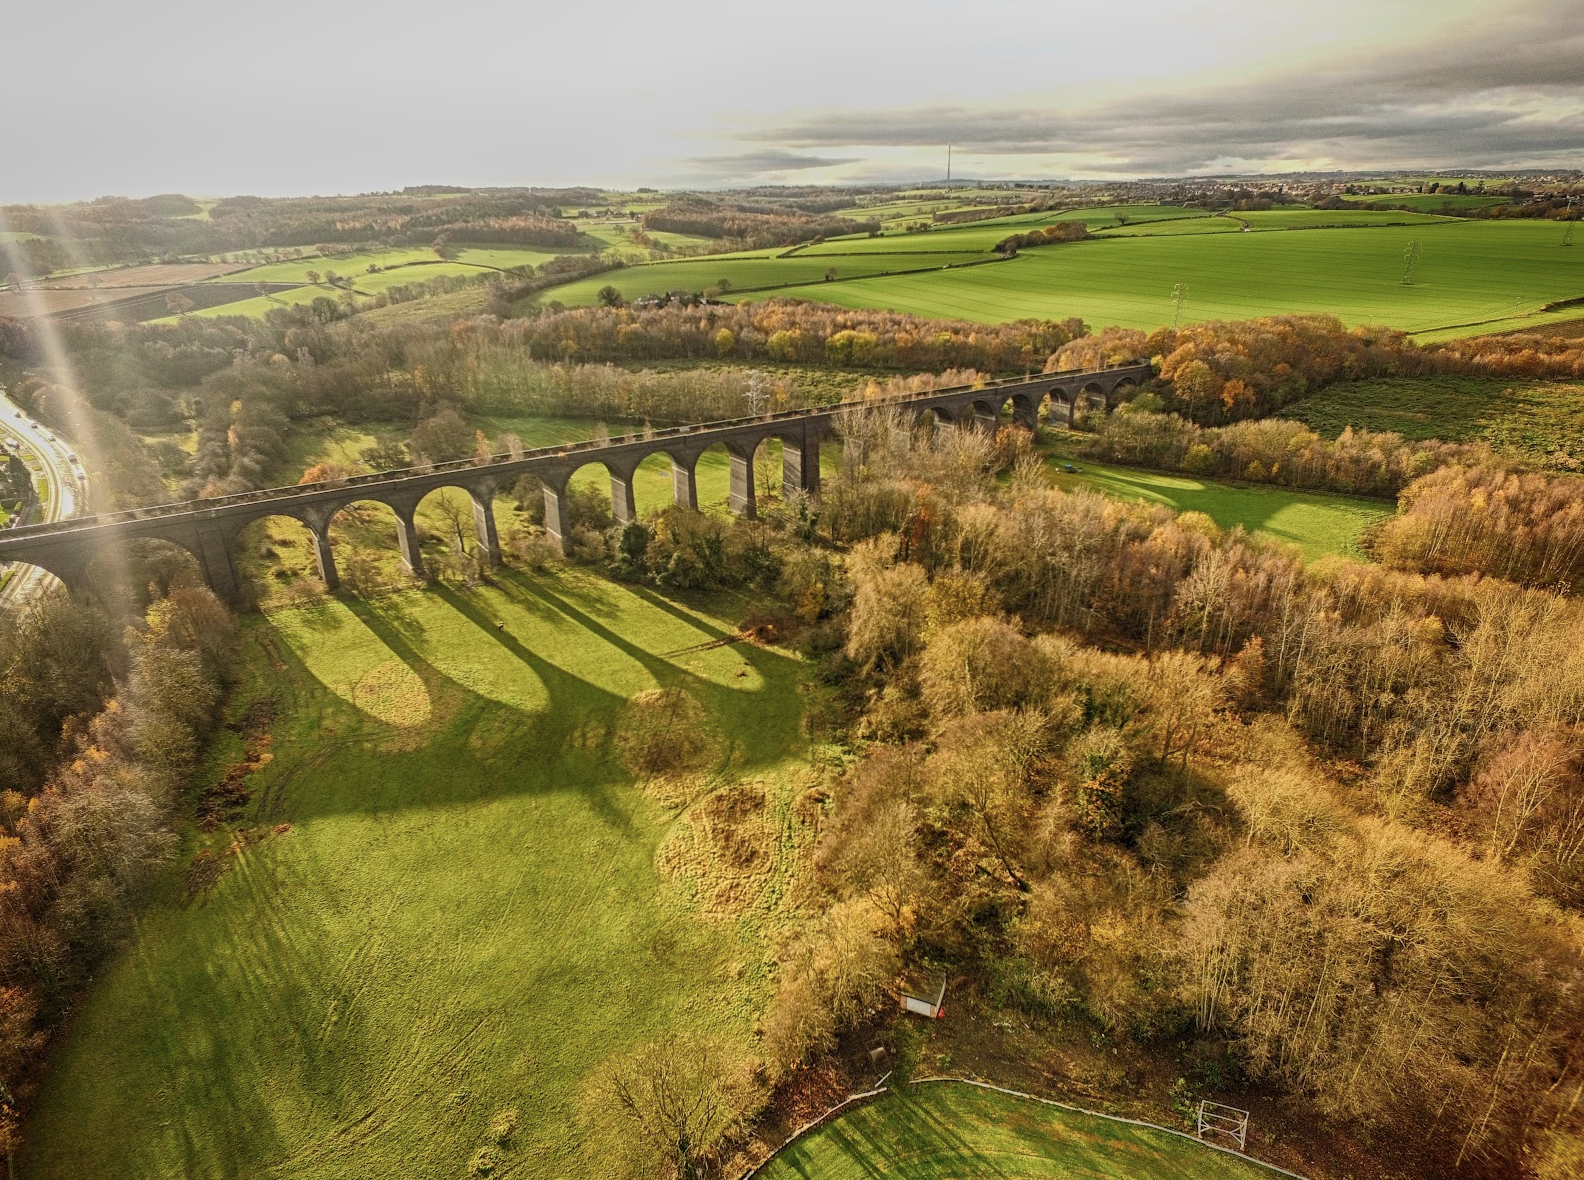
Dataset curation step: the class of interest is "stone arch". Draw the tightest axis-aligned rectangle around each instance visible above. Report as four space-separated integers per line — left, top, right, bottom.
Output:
1008 392 1041 432
1045 386 1079 427
80 535 205 609
232 511 326 603
968 397 1003 432
913 405 955 437
1109 377 1140 404
325 498 408 595
1080 381 1108 410
684 439 756 519
412 482 503 579
1 544 91 599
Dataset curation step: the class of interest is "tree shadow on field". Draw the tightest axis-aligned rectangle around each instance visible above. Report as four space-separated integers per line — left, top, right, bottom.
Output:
808 1089 1013 1179
490 570 808 770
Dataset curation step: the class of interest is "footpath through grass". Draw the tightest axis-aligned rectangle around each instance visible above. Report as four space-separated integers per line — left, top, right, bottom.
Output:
20 571 819 1179
756 1082 1288 1180
1044 450 1392 562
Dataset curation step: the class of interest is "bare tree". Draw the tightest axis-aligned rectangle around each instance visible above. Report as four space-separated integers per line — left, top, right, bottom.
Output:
592 1034 761 1179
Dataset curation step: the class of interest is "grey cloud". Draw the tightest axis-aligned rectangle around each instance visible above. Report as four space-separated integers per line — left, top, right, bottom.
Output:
749 2 1584 173
678 149 860 183
689 149 857 172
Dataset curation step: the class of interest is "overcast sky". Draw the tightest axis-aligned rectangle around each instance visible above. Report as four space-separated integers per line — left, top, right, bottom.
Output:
3 0 1580 203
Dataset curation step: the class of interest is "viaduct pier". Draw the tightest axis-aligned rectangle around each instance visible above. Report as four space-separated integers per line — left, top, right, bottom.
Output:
0 363 1151 602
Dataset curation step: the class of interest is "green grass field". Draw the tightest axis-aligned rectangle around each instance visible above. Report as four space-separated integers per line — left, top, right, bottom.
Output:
1286 375 1584 466
224 246 567 285
758 220 1584 338
1341 193 1507 213
1045 449 1391 561
756 1082 1286 1179
1095 217 1245 238
19 572 819 1179
529 251 1004 309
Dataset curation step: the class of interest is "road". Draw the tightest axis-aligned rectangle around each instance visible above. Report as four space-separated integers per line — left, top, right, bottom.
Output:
0 386 85 608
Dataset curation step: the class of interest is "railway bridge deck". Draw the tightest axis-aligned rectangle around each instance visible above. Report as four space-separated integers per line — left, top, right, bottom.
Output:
0 362 1151 601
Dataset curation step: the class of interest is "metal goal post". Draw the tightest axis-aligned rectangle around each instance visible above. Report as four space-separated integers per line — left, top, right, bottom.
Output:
1196 1099 1250 1151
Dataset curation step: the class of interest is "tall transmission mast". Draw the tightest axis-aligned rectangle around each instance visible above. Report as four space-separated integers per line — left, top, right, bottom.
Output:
1171 283 1188 328
1401 240 1421 285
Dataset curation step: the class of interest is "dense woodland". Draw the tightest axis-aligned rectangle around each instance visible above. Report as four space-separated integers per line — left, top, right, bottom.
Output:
0 189 596 270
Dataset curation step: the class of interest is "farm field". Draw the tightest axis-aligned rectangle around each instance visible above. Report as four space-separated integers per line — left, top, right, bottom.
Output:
1095 217 1245 237
183 284 341 321
36 260 246 287
19 572 818 1179
1286 375 1584 467
756 1082 1287 1180
526 251 1005 308
1230 208 1455 230
761 219 1584 338
1341 193 1507 213
225 246 564 285
1044 447 1392 561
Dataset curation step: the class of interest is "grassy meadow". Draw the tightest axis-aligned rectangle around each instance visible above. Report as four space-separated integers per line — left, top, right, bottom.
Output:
1286 375 1584 467
20 571 822 1179
530 250 1004 309
756 1082 1287 1180
1044 447 1392 561
760 219 1584 338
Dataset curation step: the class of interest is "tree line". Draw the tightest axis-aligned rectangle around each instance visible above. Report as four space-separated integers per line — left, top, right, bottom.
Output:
0 582 236 1150
1059 317 1584 426
641 198 880 249
1079 407 1492 498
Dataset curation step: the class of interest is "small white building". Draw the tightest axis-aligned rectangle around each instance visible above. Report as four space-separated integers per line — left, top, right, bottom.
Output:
900 970 948 1019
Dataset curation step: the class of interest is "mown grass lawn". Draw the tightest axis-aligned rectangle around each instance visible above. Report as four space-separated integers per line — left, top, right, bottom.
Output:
19 571 819 1179
756 1082 1287 1180
1044 450 1392 562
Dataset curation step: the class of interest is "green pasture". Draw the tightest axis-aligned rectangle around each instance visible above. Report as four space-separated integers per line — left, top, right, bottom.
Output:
1044 448 1391 561
20 571 817 1179
1341 193 1508 213
529 251 1004 308
1054 204 1211 228
1230 208 1455 231
184 284 342 321
227 246 565 285
1287 375 1584 467
762 220 1584 338
756 1082 1287 1180
1096 217 1244 238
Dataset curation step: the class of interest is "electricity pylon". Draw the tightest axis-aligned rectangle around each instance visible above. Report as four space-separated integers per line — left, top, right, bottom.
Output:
1401 240 1421 285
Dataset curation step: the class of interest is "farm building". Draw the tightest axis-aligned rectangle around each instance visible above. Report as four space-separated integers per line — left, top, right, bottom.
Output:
899 970 947 1018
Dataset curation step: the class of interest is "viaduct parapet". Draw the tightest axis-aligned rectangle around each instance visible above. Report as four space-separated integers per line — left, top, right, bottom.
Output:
0 363 1151 602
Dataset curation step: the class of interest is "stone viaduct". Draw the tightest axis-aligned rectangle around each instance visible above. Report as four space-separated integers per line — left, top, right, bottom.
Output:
0 362 1151 602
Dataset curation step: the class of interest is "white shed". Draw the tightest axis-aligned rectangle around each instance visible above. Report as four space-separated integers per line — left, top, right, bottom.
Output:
900 970 948 1019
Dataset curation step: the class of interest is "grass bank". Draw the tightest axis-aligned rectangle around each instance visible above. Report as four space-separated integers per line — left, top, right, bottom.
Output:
1285 375 1584 467
19 572 822 1179
1043 448 1392 562
756 1081 1289 1179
